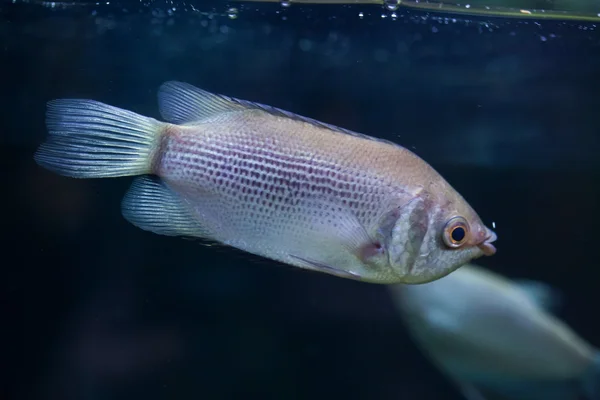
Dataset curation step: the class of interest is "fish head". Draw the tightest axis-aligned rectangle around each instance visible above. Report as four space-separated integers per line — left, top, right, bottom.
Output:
385 189 496 284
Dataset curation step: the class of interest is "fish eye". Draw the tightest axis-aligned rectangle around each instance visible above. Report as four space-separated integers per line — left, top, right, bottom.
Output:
443 217 470 248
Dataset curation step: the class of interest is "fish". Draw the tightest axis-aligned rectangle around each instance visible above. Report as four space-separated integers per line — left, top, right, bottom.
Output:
33 81 497 284
388 263 600 399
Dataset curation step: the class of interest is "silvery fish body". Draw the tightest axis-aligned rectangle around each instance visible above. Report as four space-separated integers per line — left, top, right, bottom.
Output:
34 81 496 284
388 263 600 400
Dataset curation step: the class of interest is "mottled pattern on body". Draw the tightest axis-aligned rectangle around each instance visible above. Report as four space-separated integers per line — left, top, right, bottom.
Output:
160 111 409 236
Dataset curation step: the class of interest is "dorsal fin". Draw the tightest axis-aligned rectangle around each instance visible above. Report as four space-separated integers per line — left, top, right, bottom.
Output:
512 279 562 313
158 81 247 124
157 80 401 147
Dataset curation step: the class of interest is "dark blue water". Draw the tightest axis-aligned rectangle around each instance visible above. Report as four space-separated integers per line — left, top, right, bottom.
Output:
3 1 600 399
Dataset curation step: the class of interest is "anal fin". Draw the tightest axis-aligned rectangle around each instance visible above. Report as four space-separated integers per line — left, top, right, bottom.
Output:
121 176 206 238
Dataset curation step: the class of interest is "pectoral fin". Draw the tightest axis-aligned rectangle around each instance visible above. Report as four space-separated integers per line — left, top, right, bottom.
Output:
280 194 385 280
288 254 362 280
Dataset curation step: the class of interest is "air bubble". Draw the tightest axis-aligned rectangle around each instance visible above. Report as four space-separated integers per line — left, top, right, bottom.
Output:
281 0 291 7
384 0 399 11
227 7 238 19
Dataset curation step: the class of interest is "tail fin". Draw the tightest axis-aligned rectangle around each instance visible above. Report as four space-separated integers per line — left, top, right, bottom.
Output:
583 352 600 399
34 99 165 178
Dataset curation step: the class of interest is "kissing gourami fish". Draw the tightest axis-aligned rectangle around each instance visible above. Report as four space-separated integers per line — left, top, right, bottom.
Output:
388 263 600 399
34 81 496 284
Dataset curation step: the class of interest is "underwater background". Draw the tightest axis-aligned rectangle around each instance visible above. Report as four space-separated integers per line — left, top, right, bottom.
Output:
3 1 600 399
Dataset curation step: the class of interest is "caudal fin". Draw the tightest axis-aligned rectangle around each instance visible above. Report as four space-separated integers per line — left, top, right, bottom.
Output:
583 352 600 399
34 99 165 178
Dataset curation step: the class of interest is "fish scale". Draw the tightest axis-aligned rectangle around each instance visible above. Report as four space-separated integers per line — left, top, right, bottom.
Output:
33 80 497 284
159 114 394 237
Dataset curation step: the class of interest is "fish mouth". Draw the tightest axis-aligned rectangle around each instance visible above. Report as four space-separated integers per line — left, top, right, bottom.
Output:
478 228 497 256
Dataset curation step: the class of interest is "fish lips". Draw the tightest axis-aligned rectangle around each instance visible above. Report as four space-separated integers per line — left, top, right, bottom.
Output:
477 228 497 256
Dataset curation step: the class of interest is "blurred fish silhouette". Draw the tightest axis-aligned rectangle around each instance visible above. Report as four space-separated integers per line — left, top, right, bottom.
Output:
34 81 496 284
388 263 600 400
